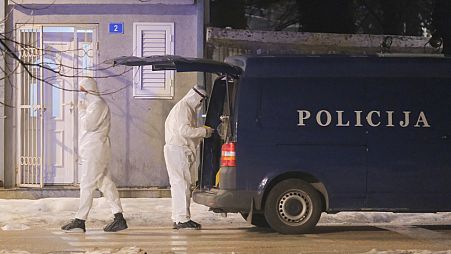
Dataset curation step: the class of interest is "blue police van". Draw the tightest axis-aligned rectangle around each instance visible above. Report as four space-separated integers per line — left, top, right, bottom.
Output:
114 54 451 234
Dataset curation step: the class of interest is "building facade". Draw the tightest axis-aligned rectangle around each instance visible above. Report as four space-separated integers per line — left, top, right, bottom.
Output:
1 0 206 192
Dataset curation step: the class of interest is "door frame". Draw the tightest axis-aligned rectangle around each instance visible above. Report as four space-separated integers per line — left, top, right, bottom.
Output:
16 24 98 187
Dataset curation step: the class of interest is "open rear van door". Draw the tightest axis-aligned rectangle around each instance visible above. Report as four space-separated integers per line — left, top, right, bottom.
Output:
112 55 241 78
112 55 241 189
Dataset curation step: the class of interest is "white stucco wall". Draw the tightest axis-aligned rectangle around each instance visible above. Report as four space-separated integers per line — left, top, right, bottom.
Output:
9 3 203 187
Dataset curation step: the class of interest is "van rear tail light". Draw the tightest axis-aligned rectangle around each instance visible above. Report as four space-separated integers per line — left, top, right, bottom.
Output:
220 142 236 167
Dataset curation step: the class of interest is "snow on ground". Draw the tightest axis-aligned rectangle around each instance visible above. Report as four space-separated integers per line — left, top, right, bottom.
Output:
1 197 451 230
0 198 247 229
319 211 451 225
2 198 451 253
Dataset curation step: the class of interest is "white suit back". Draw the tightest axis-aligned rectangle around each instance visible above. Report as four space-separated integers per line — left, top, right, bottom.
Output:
164 89 206 154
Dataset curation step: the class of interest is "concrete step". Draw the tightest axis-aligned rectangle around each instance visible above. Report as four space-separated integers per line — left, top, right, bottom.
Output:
0 187 171 199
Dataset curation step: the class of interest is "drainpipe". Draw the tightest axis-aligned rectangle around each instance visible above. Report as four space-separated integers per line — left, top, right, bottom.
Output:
196 0 206 70
0 0 6 187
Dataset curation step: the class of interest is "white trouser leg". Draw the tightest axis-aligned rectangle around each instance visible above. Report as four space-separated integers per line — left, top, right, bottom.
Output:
98 173 123 215
164 145 193 223
76 158 102 220
76 162 122 220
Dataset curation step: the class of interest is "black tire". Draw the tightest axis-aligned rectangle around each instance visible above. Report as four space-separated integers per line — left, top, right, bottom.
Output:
264 179 322 234
240 212 270 228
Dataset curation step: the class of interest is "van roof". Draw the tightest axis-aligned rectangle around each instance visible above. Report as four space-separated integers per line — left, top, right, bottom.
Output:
225 55 451 78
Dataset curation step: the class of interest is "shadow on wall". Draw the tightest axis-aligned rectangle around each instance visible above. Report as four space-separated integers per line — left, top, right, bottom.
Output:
95 67 175 187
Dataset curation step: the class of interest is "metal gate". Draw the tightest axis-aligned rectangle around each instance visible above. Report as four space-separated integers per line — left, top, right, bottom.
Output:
17 26 44 187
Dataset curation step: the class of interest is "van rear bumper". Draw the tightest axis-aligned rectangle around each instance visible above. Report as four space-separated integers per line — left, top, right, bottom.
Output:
193 189 256 213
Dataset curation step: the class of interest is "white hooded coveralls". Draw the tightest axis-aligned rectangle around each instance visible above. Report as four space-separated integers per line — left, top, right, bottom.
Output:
76 78 123 221
164 87 209 223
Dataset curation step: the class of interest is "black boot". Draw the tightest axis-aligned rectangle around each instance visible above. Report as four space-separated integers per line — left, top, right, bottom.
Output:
61 218 86 233
103 213 128 232
175 220 201 230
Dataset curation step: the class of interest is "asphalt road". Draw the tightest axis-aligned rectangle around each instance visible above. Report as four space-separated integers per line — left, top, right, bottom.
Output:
1 224 451 254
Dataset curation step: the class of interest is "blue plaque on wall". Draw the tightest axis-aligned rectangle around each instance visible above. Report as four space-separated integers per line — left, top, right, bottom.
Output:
109 23 124 34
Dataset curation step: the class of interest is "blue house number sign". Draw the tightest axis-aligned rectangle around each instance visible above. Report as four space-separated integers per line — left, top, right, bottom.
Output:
109 23 124 34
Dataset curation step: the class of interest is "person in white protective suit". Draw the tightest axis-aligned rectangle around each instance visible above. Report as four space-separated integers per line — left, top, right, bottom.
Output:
164 85 214 230
61 77 127 233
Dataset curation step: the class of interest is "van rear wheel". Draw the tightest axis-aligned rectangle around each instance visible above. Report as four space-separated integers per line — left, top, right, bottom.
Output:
264 179 322 234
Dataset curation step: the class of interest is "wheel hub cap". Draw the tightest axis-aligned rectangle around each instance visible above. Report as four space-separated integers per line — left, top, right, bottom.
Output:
278 190 312 225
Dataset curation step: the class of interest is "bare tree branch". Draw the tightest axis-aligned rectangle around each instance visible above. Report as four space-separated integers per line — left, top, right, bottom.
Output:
1 1 136 103
1 34 133 94
9 0 57 11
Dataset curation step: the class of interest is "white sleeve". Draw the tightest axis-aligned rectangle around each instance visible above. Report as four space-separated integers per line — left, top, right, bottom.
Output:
177 106 207 139
81 101 105 132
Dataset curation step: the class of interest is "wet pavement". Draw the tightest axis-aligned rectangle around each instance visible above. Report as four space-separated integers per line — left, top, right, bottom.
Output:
1 224 451 253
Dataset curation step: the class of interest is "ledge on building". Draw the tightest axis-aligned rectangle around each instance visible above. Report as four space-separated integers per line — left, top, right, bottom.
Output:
0 186 171 199
206 27 439 57
8 0 195 5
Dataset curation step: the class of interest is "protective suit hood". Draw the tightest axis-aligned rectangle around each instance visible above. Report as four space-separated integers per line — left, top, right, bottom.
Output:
180 86 206 110
80 78 98 93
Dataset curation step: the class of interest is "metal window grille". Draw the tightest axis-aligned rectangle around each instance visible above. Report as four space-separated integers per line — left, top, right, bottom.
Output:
17 26 44 187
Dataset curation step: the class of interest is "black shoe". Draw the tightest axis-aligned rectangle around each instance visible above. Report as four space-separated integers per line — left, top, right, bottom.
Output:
104 213 128 232
61 218 86 233
172 222 177 229
175 220 201 230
